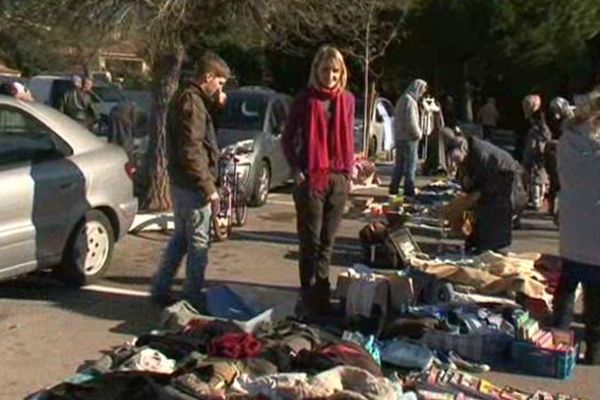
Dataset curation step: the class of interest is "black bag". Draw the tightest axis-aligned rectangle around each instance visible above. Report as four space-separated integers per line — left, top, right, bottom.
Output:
359 224 419 270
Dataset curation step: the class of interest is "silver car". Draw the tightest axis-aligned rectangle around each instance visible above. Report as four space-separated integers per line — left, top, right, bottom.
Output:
217 87 292 206
0 96 138 285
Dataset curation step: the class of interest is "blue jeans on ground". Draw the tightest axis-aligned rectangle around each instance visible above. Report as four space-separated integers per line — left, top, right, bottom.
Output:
152 185 212 306
390 139 418 196
553 259 600 364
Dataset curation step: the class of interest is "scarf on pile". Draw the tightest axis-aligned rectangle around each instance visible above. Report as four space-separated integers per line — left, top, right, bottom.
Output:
305 86 354 196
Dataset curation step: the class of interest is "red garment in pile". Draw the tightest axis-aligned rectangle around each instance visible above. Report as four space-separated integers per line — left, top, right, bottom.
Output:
208 332 263 359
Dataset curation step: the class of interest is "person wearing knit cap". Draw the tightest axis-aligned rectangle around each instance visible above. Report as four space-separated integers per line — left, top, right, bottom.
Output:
389 79 428 197
444 130 526 254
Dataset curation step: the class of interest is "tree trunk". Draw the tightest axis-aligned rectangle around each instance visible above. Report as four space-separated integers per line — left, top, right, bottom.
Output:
141 43 185 212
362 0 375 157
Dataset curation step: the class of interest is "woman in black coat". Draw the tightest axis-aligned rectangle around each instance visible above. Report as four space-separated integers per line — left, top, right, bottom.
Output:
446 134 526 253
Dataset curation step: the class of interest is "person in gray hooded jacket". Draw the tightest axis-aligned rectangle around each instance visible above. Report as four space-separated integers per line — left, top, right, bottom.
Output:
553 97 600 364
389 79 428 196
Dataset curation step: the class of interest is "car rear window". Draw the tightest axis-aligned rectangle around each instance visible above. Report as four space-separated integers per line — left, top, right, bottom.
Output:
218 94 268 131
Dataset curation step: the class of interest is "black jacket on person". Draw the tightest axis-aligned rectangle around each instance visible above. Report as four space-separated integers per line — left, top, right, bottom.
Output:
57 87 98 129
107 101 137 158
166 82 219 199
460 137 526 252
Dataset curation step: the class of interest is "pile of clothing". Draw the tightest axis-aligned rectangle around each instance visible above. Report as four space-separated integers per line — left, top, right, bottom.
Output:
29 299 583 400
29 311 418 400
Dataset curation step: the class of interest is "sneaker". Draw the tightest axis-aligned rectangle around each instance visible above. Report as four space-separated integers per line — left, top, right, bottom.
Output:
448 351 490 373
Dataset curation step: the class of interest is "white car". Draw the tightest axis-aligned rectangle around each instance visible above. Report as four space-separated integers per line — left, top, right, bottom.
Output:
0 95 138 285
355 97 395 156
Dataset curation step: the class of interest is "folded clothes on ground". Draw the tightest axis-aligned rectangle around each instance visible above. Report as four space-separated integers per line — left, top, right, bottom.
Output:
409 251 551 304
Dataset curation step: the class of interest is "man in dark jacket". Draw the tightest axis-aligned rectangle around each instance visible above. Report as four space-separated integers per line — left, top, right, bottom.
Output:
57 75 98 130
447 134 526 253
151 52 230 308
107 100 139 160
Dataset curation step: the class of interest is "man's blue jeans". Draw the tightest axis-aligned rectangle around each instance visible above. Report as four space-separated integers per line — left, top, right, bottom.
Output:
390 139 418 196
152 185 211 306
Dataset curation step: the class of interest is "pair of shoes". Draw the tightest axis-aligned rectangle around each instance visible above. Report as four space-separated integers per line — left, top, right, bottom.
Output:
433 350 457 370
447 351 490 373
585 343 600 365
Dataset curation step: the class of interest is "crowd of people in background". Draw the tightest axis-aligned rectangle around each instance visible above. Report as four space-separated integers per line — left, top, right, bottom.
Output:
1 54 600 363
387 76 600 364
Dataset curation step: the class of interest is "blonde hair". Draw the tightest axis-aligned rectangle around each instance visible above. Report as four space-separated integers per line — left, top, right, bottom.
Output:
308 46 348 90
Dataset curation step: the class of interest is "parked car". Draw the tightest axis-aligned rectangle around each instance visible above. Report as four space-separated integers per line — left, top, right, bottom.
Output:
216 87 293 206
355 96 395 156
0 95 138 285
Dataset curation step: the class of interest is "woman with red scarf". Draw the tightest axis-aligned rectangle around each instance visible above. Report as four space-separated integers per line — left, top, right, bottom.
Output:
282 46 355 316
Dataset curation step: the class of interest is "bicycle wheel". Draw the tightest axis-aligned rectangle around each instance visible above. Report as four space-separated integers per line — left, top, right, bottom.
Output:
234 189 248 226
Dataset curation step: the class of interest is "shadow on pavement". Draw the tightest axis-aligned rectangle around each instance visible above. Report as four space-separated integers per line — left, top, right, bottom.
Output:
0 274 161 335
0 273 300 337
230 229 363 249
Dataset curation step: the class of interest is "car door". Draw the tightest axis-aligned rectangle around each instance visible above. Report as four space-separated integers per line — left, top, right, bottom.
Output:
267 98 291 185
0 108 37 276
0 105 81 275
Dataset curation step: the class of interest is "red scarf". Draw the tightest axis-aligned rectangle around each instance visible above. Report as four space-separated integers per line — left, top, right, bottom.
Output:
305 86 355 196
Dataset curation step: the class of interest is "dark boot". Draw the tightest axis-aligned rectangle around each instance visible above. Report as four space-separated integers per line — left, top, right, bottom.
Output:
312 283 332 316
585 340 600 365
583 281 600 365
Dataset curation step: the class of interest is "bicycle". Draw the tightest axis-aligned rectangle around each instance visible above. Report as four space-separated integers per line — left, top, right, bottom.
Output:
212 151 248 241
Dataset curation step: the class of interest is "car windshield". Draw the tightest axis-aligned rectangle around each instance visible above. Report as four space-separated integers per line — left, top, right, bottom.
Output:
217 93 268 131
93 86 126 102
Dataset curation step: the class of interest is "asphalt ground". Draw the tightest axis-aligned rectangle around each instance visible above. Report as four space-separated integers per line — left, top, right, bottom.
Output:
1 166 595 399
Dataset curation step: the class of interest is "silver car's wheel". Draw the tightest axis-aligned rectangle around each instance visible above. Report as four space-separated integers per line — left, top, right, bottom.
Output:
56 210 115 287
73 220 111 276
250 161 271 207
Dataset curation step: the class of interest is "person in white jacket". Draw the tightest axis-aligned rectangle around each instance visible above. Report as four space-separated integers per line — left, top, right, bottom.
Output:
553 97 600 364
389 79 428 196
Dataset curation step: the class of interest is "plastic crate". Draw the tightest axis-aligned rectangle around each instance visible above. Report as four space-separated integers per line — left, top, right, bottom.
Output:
511 340 577 379
202 284 296 333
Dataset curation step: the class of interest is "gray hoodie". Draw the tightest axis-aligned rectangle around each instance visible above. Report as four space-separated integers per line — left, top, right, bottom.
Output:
394 79 427 142
558 118 600 266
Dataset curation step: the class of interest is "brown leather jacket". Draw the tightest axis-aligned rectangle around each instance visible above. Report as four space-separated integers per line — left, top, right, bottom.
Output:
166 83 219 199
